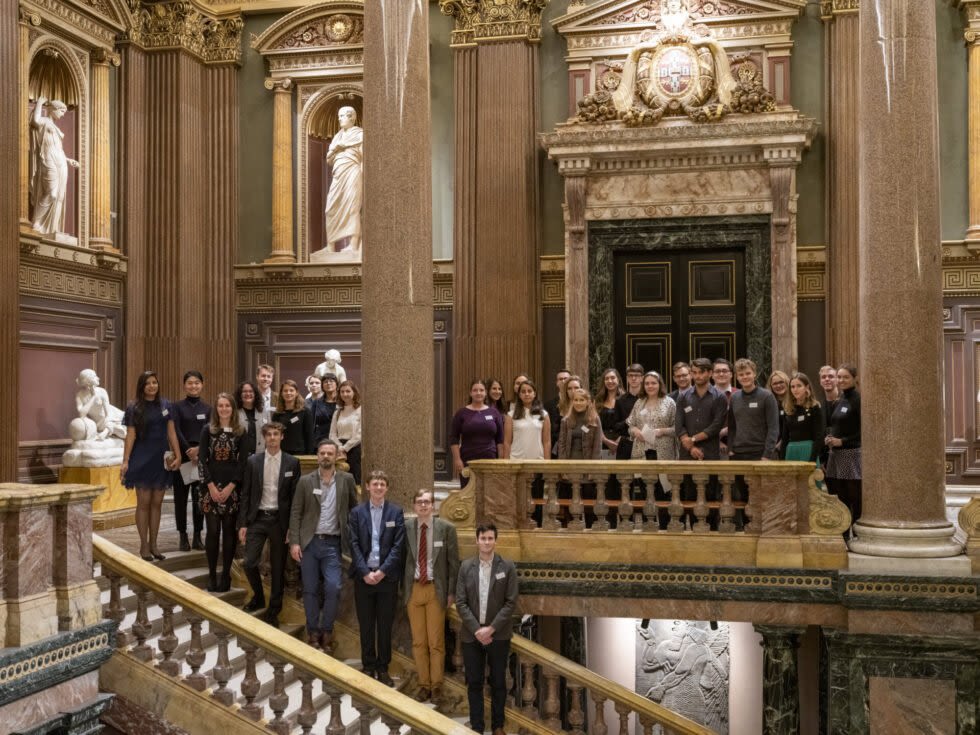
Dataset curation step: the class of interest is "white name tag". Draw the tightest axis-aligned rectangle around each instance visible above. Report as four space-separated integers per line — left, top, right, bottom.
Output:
285 471 293 477
434 540 444 547
385 521 395 528
684 406 693 413
841 407 848 414
484 415 494 421
313 488 323 496
197 414 206 420
223 427 232 433
581 427 589 434
495 572 506 580
797 415 805 422
290 416 299 423
162 409 169 417
749 402 758 408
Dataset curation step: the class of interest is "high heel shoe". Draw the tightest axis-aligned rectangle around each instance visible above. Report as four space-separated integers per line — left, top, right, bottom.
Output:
217 573 231 593
152 551 166 561
139 547 154 562
206 574 218 592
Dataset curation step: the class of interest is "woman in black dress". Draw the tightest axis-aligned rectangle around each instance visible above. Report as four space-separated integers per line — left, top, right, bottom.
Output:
824 363 862 525
235 380 268 457
596 368 624 459
121 371 181 562
306 374 336 446
272 379 314 455
199 393 247 591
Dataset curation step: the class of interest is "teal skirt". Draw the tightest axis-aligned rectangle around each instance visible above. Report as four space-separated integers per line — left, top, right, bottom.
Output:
784 440 814 462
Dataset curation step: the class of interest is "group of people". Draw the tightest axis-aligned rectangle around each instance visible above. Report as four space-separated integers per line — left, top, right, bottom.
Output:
449 358 862 528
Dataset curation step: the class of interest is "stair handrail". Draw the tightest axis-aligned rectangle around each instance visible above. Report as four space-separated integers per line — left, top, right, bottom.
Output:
93 534 472 735
447 607 715 735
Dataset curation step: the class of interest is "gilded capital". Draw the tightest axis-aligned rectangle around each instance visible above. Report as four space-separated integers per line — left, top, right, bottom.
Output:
439 0 549 48
264 77 293 93
127 1 244 65
19 7 41 26
820 0 858 21
91 48 122 66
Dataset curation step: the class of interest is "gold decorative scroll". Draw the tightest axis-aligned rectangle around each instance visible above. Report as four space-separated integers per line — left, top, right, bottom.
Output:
820 0 858 20
439 0 549 47
127 1 244 64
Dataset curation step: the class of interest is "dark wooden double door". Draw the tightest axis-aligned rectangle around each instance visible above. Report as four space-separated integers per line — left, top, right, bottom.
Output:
614 250 746 379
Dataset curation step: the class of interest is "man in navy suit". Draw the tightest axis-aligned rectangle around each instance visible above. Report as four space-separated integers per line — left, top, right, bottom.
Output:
348 469 405 686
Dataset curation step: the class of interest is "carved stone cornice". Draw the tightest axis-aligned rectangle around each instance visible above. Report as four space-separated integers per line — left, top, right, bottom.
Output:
439 0 549 48
21 0 121 45
125 1 243 65
91 47 122 65
820 0 858 21
250 2 364 79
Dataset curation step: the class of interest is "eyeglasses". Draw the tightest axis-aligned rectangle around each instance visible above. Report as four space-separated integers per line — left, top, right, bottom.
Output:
415 499 432 505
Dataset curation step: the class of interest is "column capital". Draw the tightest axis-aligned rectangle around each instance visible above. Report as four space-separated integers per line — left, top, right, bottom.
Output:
127 1 243 65
264 77 292 93
18 7 41 26
820 0 858 21
91 48 121 67
439 0 549 48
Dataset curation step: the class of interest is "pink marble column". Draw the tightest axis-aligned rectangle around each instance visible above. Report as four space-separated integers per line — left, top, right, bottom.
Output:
0 1 18 482
850 0 961 557
360 1 434 506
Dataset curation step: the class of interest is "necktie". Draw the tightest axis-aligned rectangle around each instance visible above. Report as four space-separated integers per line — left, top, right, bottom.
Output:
419 523 428 583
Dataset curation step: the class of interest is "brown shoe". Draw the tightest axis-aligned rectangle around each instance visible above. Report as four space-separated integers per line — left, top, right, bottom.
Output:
306 632 322 650
376 670 395 687
430 685 442 704
320 631 335 654
414 687 430 702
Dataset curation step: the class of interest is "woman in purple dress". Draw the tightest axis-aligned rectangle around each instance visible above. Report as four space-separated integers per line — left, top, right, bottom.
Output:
450 379 505 485
121 371 181 562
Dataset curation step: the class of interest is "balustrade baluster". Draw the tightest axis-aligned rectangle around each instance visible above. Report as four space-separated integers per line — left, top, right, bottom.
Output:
451 619 465 681
567 683 586 735
267 656 290 735
130 585 153 662
323 683 346 735
380 714 401 734
210 625 234 706
692 473 710 533
614 701 631 735
183 613 207 691
743 472 756 533
522 473 537 529
285 555 301 598
541 669 561 731
593 472 610 531
718 474 736 533
616 473 634 532
590 692 609 735
238 637 262 720
666 473 684 531
156 596 180 677
543 473 561 530
506 650 516 706
353 697 377 735
638 715 654 735
520 658 537 718
642 472 659 532
569 476 585 531
105 570 128 648
296 670 317 734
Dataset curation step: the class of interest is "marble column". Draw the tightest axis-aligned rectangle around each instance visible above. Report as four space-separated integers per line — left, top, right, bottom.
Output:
1 1 19 481
443 0 545 404
564 175 589 380
265 78 295 265
755 625 803 735
823 5 861 366
850 0 961 557
966 28 980 243
17 8 35 227
361 1 434 506
89 49 118 251
768 162 798 372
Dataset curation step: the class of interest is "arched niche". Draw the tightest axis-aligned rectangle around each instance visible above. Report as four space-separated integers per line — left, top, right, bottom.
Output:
301 86 363 260
27 37 88 243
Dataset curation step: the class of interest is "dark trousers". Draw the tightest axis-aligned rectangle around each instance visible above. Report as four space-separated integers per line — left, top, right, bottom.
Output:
462 638 510 732
342 444 362 485
730 450 763 529
243 513 287 612
204 511 237 581
354 575 398 673
173 474 203 535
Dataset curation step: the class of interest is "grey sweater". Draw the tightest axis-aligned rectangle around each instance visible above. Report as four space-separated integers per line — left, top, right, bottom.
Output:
726 386 780 459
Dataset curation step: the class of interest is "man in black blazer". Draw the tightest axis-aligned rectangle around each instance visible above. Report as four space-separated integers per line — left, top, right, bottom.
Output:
456 522 519 735
348 469 405 686
237 422 300 626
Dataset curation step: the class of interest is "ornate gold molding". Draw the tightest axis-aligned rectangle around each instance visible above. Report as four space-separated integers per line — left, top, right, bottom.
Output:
126 1 243 65
439 0 549 47
808 469 851 535
797 244 825 301
820 0 857 20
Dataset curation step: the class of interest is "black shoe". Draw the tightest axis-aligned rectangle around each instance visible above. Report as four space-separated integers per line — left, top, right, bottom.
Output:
217 574 231 593
243 596 265 612
178 533 190 552
191 532 204 551
263 610 279 626
206 576 218 592
376 670 394 687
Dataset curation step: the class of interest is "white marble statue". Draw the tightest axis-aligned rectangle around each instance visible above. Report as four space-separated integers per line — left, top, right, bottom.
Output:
314 349 347 384
321 106 363 259
62 369 126 468
30 97 79 237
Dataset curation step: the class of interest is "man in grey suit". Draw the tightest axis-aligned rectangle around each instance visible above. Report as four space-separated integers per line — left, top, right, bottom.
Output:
288 438 358 653
403 488 460 703
456 523 518 735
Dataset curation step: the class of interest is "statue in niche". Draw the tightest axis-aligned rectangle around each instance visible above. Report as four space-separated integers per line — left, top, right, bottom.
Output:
636 620 730 734
29 96 79 237
323 105 363 258
62 369 127 468
314 349 347 384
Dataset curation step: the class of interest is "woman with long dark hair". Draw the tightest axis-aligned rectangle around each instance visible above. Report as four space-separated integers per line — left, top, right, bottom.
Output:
595 368 624 459
235 380 268 457
485 377 507 415
824 363 862 526
450 379 505 484
272 379 313 455
329 380 362 484
199 393 247 591
121 371 181 561
504 380 550 460
781 372 825 463
306 374 336 446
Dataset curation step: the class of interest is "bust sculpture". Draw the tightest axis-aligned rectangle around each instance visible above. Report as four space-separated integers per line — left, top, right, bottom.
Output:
30 97 79 236
314 349 347 384
324 106 363 257
62 369 126 468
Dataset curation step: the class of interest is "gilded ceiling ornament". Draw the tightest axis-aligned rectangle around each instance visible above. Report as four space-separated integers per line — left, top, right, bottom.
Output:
819 0 858 20
272 14 363 49
439 0 549 47
127 1 243 64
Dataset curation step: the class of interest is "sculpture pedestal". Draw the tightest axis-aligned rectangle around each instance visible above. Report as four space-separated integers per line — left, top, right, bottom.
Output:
58 465 135 529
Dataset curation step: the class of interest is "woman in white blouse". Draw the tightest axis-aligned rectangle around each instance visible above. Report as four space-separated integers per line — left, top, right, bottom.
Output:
626 371 676 518
504 379 550 459
329 380 362 484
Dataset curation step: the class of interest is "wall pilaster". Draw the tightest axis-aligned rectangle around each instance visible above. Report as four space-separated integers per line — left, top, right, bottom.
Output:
1 0 19 481
89 49 119 252
265 78 295 266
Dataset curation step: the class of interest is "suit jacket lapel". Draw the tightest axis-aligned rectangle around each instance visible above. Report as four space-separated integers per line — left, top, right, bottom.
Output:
256 454 266 507
407 517 418 558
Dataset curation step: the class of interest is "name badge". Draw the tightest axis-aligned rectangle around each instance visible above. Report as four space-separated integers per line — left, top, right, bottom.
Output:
749 402 758 408
162 409 169 417
495 572 506 580
385 520 395 528
285 471 293 477
223 427 232 433
484 415 494 421
684 406 693 413
290 416 299 423
797 415 805 422
841 407 848 414
313 488 323 496
581 427 589 434
197 414 206 420
434 540 444 547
